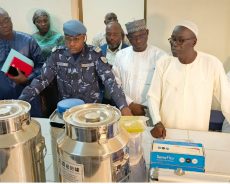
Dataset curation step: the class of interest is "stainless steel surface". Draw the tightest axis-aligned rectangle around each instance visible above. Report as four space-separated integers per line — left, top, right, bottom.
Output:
63 104 120 127
49 110 65 182
0 100 46 182
0 100 30 134
63 104 120 142
57 104 130 182
50 126 65 182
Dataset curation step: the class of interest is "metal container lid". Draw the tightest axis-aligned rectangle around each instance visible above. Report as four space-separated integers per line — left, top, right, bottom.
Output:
63 104 121 142
63 104 120 128
0 100 31 134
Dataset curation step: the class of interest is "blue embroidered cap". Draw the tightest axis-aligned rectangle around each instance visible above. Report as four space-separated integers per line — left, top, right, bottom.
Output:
63 20 87 36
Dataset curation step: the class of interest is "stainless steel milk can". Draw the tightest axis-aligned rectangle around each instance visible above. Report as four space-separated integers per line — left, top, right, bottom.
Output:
57 104 130 182
0 100 46 182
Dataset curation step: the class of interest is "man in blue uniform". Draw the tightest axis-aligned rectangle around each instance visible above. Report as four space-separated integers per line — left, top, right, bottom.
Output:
19 19 132 115
0 7 45 117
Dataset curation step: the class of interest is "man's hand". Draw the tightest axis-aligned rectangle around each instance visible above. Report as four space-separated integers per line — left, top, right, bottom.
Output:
150 122 166 138
120 106 133 116
129 102 145 116
8 69 28 85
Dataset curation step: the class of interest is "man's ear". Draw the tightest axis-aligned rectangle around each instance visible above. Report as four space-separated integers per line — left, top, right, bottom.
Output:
84 35 87 42
121 28 125 40
193 39 197 46
146 29 149 36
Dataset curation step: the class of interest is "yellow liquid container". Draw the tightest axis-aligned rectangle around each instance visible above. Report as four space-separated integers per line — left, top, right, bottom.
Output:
119 116 148 164
119 116 148 133
119 116 149 182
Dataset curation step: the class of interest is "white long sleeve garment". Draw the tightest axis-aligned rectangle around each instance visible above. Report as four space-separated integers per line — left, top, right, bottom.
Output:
112 45 167 106
227 71 230 80
147 51 230 131
222 70 230 132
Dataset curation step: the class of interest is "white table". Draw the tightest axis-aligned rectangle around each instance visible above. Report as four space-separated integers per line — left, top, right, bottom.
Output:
34 118 230 182
142 127 230 182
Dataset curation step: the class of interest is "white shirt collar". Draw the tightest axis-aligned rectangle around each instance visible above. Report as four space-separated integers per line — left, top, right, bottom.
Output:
107 42 123 53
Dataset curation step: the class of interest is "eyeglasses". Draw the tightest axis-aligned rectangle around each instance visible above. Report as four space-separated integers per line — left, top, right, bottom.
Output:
168 37 195 45
0 17 11 28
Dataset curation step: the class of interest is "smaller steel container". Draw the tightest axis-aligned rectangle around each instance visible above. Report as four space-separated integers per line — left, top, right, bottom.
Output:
0 100 46 182
50 98 85 181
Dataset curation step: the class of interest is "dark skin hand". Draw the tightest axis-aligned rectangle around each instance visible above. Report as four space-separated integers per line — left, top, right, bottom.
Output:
121 106 133 116
129 102 145 116
150 122 166 139
8 69 28 85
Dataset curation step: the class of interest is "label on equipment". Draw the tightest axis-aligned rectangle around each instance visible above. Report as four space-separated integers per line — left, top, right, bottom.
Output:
58 156 84 182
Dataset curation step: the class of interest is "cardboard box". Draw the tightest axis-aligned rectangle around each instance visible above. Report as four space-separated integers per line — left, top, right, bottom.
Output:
1 49 34 77
150 140 205 172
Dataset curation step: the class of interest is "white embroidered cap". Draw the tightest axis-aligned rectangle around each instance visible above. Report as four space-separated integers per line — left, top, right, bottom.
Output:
176 20 198 37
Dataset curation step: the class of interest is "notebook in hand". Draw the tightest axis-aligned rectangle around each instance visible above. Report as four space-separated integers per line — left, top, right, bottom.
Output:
1 49 34 77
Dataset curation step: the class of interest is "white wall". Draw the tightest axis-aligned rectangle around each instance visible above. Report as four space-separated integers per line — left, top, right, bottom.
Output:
1 0 230 71
147 0 230 71
0 0 72 34
82 0 144 44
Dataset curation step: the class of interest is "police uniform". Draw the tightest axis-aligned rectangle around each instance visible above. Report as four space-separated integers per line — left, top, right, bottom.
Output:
18 20 129 182
19 20 128 110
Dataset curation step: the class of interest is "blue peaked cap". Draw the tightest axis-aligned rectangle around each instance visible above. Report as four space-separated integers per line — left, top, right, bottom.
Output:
63 20 87 36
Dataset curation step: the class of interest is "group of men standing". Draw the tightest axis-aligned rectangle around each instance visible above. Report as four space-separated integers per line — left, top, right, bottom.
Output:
91 13 230 137
1 7 230 138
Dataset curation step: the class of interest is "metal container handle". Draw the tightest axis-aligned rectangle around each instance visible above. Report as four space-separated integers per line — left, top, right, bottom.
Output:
35 137 47 162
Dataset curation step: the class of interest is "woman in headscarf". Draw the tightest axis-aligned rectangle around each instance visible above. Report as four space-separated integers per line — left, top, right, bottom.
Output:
32 9 64 59
32 9 64 117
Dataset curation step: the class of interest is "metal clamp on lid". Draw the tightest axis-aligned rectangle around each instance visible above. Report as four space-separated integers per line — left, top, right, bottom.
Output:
98 125 108 144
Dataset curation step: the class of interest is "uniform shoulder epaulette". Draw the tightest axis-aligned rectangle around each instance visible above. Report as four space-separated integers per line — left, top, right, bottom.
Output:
94 46 101 53
52 45 65 52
